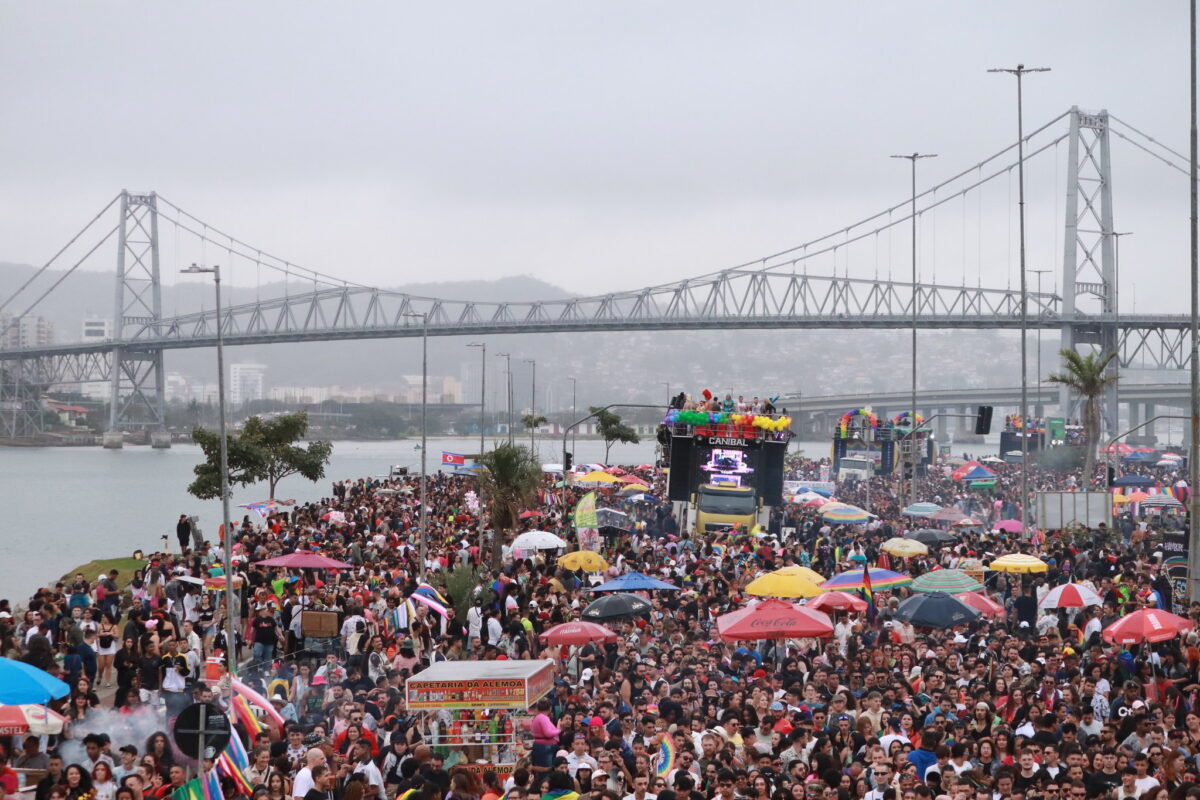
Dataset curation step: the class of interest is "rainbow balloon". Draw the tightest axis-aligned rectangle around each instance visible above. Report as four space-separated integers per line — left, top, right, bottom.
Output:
837 409 878 438
231 677 287 730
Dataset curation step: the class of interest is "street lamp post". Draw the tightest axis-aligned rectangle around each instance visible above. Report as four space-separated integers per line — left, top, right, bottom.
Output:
990 63 1050 541
1189 0 1199 601
525 359 537 451
1030 269 1051 415
404 313 428 580
496 352 512 444
891 152 936 506
568 377 577 461
180 263 238 673
467 342 486 455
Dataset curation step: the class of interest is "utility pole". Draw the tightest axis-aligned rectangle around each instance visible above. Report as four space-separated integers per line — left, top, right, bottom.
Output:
467 342 486 455
891 152 937 507
1030 269 1051 415
525 358 537 452
990 63 1050 541
496 352 512 445
569 376 577 462
404 313 429 580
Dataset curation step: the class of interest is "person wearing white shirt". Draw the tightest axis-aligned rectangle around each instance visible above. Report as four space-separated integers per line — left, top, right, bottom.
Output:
291 749 325 800
351 740 385 800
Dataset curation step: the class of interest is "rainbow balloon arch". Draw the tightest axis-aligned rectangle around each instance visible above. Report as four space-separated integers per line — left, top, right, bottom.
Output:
831 407 932 476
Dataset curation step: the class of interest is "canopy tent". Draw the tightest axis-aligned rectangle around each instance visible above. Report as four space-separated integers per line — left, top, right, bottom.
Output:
591 571 680 593
959 465 997 481
254 552 353 570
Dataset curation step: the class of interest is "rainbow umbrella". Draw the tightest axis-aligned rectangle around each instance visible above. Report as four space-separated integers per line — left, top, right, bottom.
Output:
821 568 912 592
910 569 983 595
821 504 874 524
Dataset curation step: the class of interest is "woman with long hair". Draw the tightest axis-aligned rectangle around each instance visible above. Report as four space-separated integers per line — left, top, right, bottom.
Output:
265 771 289 800
63 764 94 800
95 612 120 688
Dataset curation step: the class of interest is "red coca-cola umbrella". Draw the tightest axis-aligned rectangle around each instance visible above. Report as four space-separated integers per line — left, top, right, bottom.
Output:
539 621 619 646
717 598 834 641
958 592 1006 618
1103 608 1194 645
805 591 868 613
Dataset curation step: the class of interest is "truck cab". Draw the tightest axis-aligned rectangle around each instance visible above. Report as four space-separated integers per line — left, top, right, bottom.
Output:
837 456 874 482
693 483 758 534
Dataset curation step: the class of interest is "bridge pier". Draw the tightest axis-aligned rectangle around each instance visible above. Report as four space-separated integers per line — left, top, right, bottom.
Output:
150 430 172 449
935 410 949 442
102 431 124 449
1129 402 1158 446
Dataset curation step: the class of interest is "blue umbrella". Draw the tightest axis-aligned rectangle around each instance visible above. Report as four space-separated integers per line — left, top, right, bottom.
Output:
592 571 680 593
1113 475 1156 488
0 658 70 705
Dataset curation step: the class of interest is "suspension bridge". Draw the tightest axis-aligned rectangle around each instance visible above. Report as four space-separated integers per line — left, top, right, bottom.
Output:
0 106 1193 443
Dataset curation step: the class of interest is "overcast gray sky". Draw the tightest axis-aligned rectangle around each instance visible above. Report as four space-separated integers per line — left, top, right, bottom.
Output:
0 2 1190 308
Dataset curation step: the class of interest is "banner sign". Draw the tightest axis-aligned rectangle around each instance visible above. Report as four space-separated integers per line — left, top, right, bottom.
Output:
1164 528 1189 609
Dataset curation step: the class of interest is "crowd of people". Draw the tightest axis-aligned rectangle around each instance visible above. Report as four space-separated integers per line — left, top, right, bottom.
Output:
2 420 1199 800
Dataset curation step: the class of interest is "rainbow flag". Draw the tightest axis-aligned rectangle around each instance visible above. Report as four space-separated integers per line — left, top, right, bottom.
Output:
416 583 450 607
861 563 876 623
396 790 419 800
201 768 224 800
217 728 255 794
656 737 677 777
231 693 263 735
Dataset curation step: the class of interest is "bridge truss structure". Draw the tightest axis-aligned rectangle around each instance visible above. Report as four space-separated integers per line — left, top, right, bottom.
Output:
0 106 1193 439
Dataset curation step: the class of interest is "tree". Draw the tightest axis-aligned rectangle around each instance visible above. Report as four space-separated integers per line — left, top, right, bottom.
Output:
1046 348 1118 484
590 406 640 463
474 442 543 569
521 413 548 433
189 411 333 500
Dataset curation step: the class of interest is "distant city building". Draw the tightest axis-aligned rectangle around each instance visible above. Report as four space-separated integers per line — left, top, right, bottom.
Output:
165 372 192 402
80 318 112 343
0 313 55 349
230 363 267 407
265 377 463 405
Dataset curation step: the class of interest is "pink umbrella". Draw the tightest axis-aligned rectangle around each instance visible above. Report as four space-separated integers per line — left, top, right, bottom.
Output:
253 551 353 570
993 520 1024 533
805 591 868 613
958 592 1006 618
539 621 619 646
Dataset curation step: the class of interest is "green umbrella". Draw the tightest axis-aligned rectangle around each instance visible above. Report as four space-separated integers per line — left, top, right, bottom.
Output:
910 569 983 595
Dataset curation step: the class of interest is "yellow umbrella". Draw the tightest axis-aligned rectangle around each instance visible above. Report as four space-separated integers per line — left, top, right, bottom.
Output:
1111 494 1132 505
745 566 824 598
575 470 619 484
988 553 1049 573
882 537 928 558
558 550 610 572
791 566 826 583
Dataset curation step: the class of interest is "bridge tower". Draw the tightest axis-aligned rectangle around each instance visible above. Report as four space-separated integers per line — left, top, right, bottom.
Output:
1059 107 1119 436
105 190 167 446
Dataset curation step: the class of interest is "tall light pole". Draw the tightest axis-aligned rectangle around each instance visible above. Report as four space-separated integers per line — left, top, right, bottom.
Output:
496 352 512 444
1110 233 1133 437
891 152 937 506
525 358 537 451
467 342 486 455
568 376 577 461
180 263 238 673
404 313 428 580
1189 0 1199 601
990 63 1050 540
1030 269 1051 416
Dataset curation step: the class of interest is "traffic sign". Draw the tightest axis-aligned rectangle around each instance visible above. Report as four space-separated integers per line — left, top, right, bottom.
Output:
173 703 232 761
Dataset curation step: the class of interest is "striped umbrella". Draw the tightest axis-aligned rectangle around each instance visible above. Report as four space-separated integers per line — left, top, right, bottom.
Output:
911 569 983 594
1039 583 1103 609
821 568 912 592
822 504 873 524
902 502 942 517
1140 495 1183 508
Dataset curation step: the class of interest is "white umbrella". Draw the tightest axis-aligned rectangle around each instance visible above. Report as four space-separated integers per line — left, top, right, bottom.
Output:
1039 583 1104 609
1140 495 1183 508
512 530 568 550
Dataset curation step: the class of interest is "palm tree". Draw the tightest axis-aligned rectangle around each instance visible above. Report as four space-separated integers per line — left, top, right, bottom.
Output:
475 442 543 569
1046 348 1118 484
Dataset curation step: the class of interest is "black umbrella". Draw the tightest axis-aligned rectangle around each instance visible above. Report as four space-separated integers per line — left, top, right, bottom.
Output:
893 591 980 628
907 529 958 545
581 592 651 621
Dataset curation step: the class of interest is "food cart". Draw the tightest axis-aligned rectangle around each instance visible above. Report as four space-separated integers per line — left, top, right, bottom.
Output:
405 659 556 778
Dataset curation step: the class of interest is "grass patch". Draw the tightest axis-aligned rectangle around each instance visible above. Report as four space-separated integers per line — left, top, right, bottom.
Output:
60 557 147 591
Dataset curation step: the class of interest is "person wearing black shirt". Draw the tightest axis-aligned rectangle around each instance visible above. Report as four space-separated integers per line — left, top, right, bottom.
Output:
250 607 280 665
303 765 336 800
